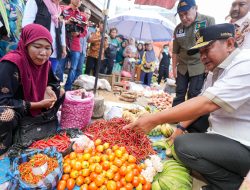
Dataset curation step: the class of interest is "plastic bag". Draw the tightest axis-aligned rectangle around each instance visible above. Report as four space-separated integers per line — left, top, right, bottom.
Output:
70 135 94 153
8 147 63 190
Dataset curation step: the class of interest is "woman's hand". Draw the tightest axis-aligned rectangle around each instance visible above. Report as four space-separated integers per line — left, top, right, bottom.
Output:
44 86 57 101
123 114 158 134
39 98 56 109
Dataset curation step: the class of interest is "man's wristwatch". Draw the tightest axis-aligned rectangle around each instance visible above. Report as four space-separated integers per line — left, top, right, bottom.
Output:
176 123 186 132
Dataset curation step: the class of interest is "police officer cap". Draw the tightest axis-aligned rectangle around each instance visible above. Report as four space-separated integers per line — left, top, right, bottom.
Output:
187 23 235 55
177 0 196 13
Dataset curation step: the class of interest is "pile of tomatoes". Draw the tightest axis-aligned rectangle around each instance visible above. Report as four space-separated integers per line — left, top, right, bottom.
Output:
57 139 152 190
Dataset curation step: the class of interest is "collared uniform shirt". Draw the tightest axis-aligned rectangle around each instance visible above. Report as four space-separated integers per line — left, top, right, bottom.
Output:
202 49 250 146
173 13 215 77
233 12 250 49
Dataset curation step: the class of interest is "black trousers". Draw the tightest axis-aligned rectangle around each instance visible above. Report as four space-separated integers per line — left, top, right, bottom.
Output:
85 56 97 76
174 133 250 190
100 57 115 75
157 66 169 84
173 71 205 107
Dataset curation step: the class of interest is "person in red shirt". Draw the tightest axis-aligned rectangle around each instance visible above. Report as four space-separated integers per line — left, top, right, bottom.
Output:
57 0 87 91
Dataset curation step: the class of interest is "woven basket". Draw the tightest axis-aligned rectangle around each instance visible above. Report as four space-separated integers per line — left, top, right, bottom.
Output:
61 90 94 129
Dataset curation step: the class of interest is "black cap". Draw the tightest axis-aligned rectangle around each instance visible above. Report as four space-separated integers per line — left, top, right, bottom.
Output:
188 23 235 55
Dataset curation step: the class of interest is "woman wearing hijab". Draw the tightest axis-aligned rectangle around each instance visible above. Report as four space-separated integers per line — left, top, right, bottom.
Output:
122 37 138 80
140 41 156 86
22 0 67 74
0 24 61 154
113 40 127 73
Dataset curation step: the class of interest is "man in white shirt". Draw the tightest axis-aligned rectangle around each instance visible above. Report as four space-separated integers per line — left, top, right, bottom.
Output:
229 0 250 48
125 23 250 190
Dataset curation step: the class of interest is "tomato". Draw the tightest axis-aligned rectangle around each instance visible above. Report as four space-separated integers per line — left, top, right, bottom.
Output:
107 180 117 190
114 158 123 168
90 172 98 182
96 145 104 153
77 153 84 161
105 148 113 155
110 165 118 173
81 168 90 177
81 161 90 169
132 176 140 187
120 188 127 190
133 168 140 176
66 178 75 190
112 145 119 151
61 174 70 181
83 153 91 161
80 184 88 190
70 159 77 168
108 153 115 162
84 148 93 154
57 180 66 190
123 153 129 161
88 181 98 190
94 139 102 146
63 165 71 174
99 185 108 190
93 156 101 163
84 176 91 184
102 161 110 171
115 149 123 158
70 170 79 179
101 155 109 162
116 181 122 189
119 166 127 176
76 176 85 186
69 152 77 160
89 163 96 172
103 142 110 149
143 182 152 190
95 164 103 174
125 183 133 190
120 177 127 186
106 169 114 180
64 158 71 165
113 172 121 182
95 175 105 187
138 175 146 185
128 155 136 163
73 161 82 171
125 171 134 183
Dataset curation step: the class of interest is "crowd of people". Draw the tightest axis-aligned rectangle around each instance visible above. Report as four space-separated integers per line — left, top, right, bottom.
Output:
0 0 250 189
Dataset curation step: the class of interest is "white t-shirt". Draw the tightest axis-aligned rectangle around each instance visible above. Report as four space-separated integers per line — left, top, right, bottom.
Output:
22 0 66 58
203 49 250 146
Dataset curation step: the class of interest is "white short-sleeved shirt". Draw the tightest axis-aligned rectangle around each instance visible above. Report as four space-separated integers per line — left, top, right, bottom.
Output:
202 48 250 146
22 0 66 58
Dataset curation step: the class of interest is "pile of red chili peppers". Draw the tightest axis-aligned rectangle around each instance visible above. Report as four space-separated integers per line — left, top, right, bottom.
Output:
84 118 155 162
29 133 70 152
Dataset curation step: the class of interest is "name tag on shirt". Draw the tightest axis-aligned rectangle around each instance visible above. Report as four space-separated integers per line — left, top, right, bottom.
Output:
176 28 186 38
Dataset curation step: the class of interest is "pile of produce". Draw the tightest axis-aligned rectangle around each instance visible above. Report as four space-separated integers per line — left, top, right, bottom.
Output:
148 124 174 137
119 91 137 102
122 108 148 123
18 154 58 184
153 139 181 162
148 93 173 110
84 118 155 162
152 159 192 190
29 133 71 153
58 139 152 190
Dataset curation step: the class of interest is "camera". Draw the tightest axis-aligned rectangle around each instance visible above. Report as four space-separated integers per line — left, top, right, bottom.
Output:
65 17 86 33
